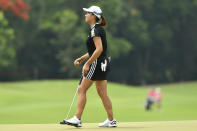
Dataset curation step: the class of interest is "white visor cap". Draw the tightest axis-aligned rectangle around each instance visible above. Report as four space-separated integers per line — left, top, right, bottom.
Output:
83 6 102 19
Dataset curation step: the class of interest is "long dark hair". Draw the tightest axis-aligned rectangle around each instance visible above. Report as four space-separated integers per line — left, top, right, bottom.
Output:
96 15 107 27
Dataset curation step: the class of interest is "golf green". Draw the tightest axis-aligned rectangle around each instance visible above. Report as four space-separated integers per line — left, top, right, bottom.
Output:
0 120 196 131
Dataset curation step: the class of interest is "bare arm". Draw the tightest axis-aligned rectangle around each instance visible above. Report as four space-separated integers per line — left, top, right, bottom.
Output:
82 37 103 75
85 37 103 65
74 53 89 66
80 53 90 61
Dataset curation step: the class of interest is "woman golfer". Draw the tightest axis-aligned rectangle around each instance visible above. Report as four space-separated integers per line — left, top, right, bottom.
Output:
60 5 116 127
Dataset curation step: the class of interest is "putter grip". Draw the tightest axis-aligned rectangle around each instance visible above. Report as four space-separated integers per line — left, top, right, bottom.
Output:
79 75 83 85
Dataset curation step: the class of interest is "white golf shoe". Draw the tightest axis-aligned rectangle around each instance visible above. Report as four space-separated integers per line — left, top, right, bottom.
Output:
98 118 117 127
60 116 82 127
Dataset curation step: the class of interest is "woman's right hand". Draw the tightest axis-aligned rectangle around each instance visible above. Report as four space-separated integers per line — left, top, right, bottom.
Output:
74 58 83 66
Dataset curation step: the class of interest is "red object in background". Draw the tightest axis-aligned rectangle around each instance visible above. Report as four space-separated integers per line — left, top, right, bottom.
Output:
0 0 30 20
148 88 162 100
155 90 162 100
148 89 155 99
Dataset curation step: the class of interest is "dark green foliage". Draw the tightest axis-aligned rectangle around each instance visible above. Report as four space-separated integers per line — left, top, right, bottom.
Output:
1 0 197 85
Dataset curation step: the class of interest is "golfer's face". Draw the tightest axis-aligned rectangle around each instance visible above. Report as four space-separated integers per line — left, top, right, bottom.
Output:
85 12 94 23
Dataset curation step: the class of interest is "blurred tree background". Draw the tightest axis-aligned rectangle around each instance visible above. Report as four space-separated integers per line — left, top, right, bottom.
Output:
0 0 197 85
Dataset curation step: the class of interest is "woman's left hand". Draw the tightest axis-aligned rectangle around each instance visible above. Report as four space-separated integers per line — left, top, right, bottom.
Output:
82 63 90 76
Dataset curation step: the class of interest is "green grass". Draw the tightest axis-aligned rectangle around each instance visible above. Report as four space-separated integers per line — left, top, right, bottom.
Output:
0 80 197 124
1 121 197 131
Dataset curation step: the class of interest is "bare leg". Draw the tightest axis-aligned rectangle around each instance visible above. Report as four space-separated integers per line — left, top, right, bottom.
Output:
76 77 93 119
96 80 114 120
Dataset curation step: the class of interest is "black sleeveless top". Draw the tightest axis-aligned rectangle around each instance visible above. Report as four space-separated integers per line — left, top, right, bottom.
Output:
86 24 107 60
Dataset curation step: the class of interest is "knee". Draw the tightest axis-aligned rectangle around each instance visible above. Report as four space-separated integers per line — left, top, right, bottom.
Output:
97 90 107 98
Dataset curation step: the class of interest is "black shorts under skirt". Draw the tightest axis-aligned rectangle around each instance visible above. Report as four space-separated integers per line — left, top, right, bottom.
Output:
85 57 110 81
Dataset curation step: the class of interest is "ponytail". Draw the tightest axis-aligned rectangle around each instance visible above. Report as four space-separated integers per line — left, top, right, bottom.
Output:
96 15 107 27
101 15 107 27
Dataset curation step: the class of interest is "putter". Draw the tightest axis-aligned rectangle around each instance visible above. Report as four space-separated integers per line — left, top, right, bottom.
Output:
65 75 83 120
